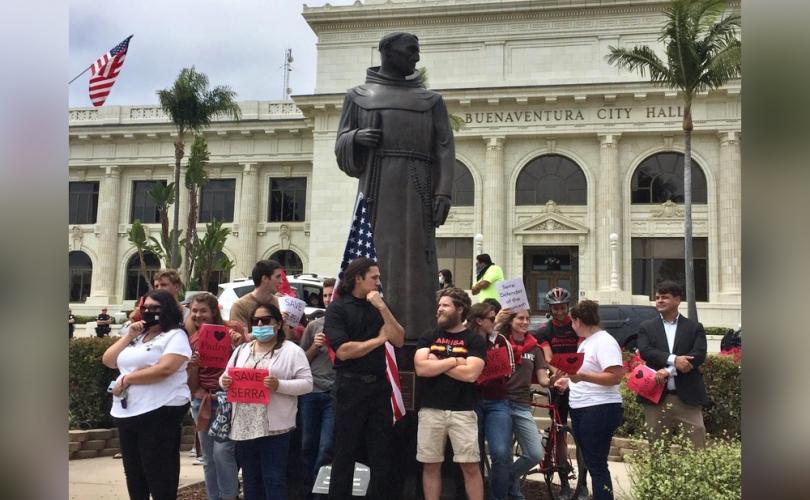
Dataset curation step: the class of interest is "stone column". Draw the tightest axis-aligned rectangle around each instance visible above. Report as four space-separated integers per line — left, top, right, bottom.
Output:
597 133 622 291
482 136 506 266
718 131 741 294
236 163 259 279
90 165 121 303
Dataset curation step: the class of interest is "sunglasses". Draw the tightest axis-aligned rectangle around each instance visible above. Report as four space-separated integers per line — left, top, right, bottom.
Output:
139 305 161 313
251 316 275 326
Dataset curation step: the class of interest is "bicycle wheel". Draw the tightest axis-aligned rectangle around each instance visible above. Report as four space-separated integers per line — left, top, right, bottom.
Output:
544 426 587 500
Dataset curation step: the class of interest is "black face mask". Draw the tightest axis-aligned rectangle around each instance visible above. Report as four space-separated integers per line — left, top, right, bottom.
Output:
142 311 160 328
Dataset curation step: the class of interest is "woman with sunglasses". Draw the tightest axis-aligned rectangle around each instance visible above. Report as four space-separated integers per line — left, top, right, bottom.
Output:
185 292 248 500
102 289 192 500
469 302 515 500
220 302 313 500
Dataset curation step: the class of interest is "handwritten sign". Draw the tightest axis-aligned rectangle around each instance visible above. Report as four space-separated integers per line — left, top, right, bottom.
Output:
197 324 230 369
477 347 513 383
279 296 307 326
227 367 269 404
627 364 664 404
549 352 585 374
495 278 530 311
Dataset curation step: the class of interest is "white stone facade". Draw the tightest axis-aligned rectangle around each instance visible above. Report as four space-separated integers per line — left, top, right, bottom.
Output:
69 0 740 326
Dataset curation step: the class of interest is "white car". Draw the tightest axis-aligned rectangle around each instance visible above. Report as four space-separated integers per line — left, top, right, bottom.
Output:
217 273 328 321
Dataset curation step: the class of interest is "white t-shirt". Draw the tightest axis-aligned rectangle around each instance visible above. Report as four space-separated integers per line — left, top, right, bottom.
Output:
569 330 624 409
110 328 192 418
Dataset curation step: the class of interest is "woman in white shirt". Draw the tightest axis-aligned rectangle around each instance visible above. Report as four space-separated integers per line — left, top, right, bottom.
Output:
102 289 192 500
554 300 624 500
220 302 313 500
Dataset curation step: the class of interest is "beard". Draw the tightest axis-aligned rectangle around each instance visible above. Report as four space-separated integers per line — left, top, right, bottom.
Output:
437 311 460 329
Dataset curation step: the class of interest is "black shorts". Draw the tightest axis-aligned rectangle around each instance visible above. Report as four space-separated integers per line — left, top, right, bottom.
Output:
549 388 570 424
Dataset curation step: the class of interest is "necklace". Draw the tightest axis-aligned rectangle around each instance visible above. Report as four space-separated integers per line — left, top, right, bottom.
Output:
138 331 164 351
249 341 274 368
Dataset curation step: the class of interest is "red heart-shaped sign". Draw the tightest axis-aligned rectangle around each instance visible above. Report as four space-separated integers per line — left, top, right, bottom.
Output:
567 356 579 364
635 370 644 379
214 331 226 342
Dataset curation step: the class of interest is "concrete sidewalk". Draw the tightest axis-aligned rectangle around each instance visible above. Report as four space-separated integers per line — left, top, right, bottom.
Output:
525 459 636 499
68 453 204 499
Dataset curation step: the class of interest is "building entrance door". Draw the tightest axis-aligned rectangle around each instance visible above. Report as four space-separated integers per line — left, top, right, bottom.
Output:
524 246 578 316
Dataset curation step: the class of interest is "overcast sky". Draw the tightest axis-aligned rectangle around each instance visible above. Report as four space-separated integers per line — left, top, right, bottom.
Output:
68 0 357 108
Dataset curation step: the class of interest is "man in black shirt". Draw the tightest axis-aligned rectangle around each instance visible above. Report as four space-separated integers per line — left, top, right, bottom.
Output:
415 288 486 500
95 308 112 337
324 258 405 500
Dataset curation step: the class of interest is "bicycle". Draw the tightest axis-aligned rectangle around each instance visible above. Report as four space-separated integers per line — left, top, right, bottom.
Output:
518 388 587 500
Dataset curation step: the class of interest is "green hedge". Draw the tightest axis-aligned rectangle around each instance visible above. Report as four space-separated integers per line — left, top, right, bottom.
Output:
627 434 741 499
72 315 100 325
704 326 731 337
616 354 741 439
69 337 119 429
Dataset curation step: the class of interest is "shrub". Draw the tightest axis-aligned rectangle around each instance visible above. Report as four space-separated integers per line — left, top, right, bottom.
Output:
72 315 99 324
627 433 741 500
616 382 647 438
704 326 730 337
702 354 741 438
69 337 119 429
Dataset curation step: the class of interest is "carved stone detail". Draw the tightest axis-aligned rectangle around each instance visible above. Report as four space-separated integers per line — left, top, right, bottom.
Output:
650 200 684 218
70 226 83 250
280 224 291 249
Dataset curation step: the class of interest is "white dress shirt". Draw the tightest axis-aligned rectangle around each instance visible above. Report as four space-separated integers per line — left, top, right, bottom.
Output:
661 314 679 390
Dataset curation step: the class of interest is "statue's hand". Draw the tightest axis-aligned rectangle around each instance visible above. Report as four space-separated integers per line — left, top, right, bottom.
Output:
354 128 382 148
433 195 451 227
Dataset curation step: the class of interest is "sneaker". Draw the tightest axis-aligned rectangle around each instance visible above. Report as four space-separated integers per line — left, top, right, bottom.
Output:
112 452 122 459
188 449 197 457
193 456 204 465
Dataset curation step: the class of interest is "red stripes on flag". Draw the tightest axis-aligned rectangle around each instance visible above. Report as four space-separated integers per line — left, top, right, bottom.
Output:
88 36 132 107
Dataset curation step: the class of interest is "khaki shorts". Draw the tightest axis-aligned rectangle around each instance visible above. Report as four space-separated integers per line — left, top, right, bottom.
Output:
416 408 480 463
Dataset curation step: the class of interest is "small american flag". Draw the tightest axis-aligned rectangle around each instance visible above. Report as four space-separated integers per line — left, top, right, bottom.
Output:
89 35 132 107
332 192 406 422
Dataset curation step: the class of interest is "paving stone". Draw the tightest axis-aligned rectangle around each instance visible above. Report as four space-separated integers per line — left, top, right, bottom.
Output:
99 448 120 457
74 449 99 459
69 430 90 442
83 440 107 451
181 435 195 445
180 442 193 451
106 438 120 448
69 442 82 453
88 429 113 440
608 454 623 462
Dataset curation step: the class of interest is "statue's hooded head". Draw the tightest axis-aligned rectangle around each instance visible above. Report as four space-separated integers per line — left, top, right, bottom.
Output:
378 32 420 79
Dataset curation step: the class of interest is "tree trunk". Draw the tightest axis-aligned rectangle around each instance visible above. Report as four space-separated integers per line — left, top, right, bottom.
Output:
137 249 153 293
171 135 184 269
185 187 198 285
683 104 698 321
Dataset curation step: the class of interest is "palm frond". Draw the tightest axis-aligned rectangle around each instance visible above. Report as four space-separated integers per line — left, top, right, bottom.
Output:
699 41 741 88
607 46 675 86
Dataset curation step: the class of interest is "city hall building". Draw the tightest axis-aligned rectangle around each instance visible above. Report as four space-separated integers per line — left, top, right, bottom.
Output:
68 0 741 327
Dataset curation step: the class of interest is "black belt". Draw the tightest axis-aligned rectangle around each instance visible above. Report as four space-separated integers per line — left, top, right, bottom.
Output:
378 149 433 163
338 371 382 383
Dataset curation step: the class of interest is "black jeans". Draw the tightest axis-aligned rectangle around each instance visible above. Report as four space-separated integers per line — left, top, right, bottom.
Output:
570 403 624 500
329 373 392 500
114 403 189 500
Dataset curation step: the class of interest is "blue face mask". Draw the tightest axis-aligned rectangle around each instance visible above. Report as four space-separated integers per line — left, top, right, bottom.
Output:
252 325 276 342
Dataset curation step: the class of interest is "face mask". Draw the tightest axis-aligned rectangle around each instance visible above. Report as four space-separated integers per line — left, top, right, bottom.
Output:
142 311 160 328
252 325 276 342
438 275 445 284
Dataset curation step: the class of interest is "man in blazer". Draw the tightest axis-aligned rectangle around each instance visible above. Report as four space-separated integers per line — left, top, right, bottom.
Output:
637 281 708 448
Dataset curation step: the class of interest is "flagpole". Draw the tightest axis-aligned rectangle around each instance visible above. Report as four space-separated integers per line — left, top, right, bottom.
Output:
68 65 92 84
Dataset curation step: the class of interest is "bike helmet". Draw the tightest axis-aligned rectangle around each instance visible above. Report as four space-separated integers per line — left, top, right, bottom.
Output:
545 287 571 305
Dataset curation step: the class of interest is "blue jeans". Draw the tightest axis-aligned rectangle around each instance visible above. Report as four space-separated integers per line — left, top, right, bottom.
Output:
508 401 544 500
570 403 623 500
236 432 292 500
477 399 512 500
190 397 239 500
299 391 335 498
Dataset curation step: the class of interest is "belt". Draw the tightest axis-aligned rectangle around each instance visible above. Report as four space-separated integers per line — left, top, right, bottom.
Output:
338 371 382 383
378 149 433 163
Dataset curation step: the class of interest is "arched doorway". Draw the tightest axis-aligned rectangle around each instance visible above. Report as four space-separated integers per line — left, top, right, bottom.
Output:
69 251 93 302
125 252 161 300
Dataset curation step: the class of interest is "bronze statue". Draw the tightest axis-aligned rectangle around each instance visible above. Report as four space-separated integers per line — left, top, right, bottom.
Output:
335 32 455 340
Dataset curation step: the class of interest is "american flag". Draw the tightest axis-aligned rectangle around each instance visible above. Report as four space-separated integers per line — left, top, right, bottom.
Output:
332 192 406 422
89 35 132 107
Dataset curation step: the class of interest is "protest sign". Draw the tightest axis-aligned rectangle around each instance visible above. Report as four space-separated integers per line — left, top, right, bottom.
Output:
549 352 585 373
279 296 307 326
495 278 530 311
626 364 664 403
477 347 513 383
197 323 230 369
227 367 269 404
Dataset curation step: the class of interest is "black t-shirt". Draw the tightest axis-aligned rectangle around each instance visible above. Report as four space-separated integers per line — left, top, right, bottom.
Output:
536 318 582 354
324 294 386 375
96 313 112 332
417 328 487 411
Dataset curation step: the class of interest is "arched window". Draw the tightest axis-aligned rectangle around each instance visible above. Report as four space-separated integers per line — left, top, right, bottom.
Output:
125 252 161 300
631 152 708 204
515 154 587 205
205 252 232 294
69 251 93 302
271 250 303 276
452 161 474 206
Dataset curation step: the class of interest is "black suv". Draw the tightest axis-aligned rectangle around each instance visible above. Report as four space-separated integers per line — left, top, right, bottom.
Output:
599 304 659 351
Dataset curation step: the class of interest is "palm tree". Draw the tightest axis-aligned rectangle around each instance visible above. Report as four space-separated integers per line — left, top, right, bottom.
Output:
146 181 178 265
127 220 164 291
417 67 466 132
157 66 241 269
192 220 234 293
607 0 740 320
184 134 210 284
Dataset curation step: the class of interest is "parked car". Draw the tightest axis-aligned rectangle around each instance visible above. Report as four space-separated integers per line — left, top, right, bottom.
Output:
217 273 328 321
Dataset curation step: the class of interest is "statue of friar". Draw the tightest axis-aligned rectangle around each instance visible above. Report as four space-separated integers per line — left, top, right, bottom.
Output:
335 32 455 340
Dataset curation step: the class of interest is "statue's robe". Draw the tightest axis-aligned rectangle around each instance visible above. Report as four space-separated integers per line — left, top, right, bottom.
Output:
335 67 455 340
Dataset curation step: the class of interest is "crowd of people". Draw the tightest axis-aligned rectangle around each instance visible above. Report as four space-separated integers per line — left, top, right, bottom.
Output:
95 253 708 500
